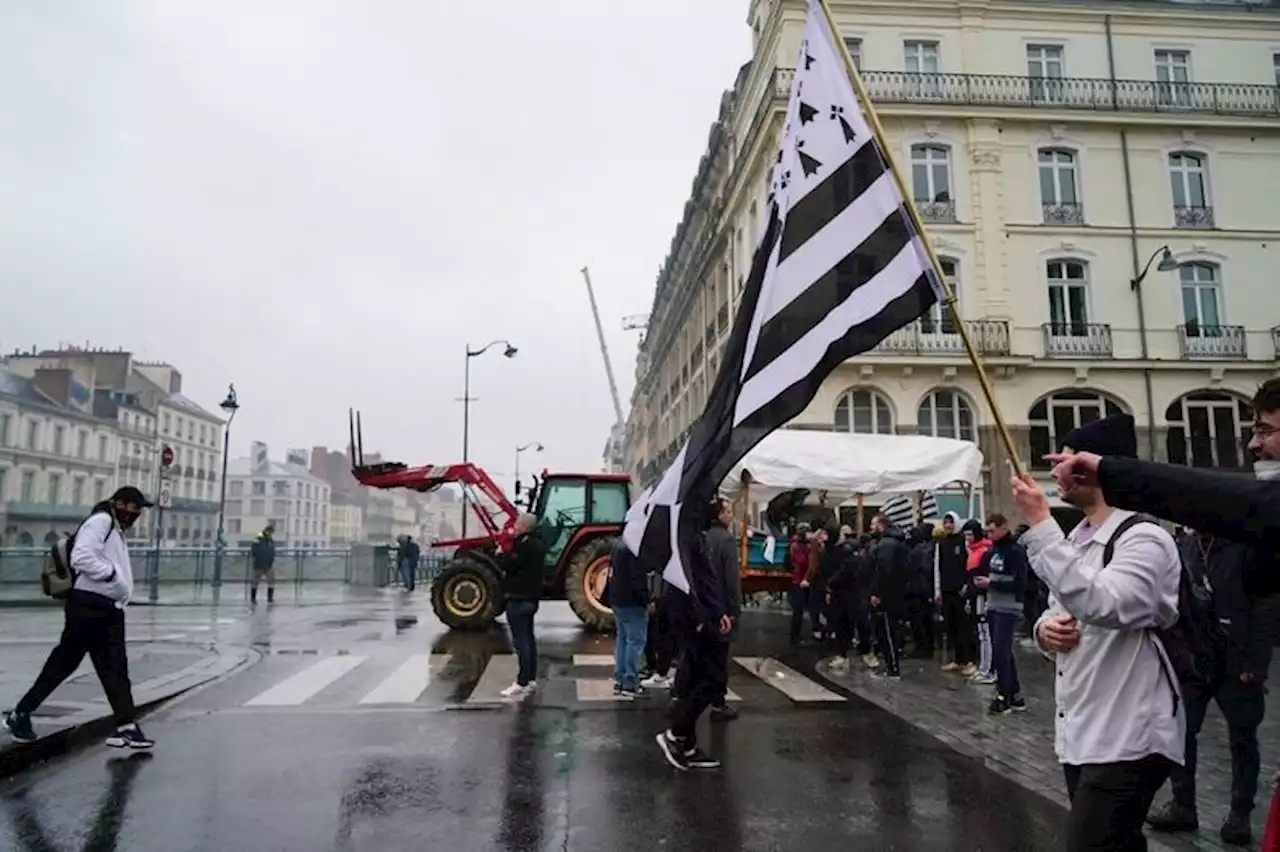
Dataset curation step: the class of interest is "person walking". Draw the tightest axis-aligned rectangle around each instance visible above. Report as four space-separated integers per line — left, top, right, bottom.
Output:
609 536 651 700
974 513 1029 715
4 487 156 748
249 524 276 605
499 514 546 699
398 535 421 592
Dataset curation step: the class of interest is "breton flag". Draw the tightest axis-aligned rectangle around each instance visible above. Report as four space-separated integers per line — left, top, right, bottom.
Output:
624 0 949 599
881 492 942 532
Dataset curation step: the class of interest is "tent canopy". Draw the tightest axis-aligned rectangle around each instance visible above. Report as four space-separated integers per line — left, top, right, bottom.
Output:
721 430 984 504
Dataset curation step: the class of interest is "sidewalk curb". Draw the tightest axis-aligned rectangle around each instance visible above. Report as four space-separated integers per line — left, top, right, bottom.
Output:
0 646 258 780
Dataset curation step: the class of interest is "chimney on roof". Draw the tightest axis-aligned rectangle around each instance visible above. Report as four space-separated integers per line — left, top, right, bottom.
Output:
251 441 269 472
31 368 74 406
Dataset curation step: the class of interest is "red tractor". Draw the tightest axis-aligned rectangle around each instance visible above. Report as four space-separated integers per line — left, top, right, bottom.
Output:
348 412 628 632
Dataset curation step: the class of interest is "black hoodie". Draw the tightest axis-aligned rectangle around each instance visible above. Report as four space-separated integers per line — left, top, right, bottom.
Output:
869 527 909 611
934 515 968 594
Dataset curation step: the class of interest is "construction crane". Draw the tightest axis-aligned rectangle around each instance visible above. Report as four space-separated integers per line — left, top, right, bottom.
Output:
580 266 626 472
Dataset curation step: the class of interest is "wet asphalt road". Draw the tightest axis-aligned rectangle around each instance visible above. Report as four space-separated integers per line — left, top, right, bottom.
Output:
0 599 1068 851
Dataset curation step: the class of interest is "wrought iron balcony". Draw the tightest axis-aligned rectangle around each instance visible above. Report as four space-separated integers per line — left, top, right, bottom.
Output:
1042 323 1113 358
874 319 1010 357
717 304 729 334
765 68 1280 119
1042 202 1085 226
917 199 957 223
1174 205 1215 229
1178 324 1247 359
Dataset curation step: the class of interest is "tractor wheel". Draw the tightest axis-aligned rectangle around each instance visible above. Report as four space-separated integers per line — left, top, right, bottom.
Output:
565 536 616 632
431 558 504 630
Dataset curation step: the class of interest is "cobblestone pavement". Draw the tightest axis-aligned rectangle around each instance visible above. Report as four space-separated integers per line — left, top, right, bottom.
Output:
818 639 1280 851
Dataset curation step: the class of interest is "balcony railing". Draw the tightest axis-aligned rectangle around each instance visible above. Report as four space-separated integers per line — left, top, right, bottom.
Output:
1174 205 1215 229
766 68 1280 119
1042 323 1114 358
4 501 96 521
874 319 1010 356
917 199 957 223
1042 202 1085 226
1178 324 1247 359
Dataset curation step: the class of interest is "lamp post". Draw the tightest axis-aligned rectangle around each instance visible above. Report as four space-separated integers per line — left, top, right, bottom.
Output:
212 384 240 589
514 441 543 496
461 340 517 536
1129 246 1180 461
1129 245 1180 291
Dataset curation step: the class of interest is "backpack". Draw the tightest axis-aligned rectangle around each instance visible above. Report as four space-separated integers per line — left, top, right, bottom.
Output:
41 510 113 599
1102 514 1225 693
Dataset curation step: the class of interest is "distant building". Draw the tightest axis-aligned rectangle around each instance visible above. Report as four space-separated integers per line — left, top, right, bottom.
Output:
329 496 364 546
224 442 331 548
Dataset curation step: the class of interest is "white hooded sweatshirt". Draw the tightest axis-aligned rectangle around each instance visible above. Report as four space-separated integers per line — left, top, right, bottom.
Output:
70 511 134 608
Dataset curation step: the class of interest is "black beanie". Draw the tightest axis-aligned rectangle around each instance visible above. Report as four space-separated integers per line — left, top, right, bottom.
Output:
1061 413 1138 459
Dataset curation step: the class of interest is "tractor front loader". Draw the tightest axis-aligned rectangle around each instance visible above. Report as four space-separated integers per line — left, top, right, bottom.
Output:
348 411 630 632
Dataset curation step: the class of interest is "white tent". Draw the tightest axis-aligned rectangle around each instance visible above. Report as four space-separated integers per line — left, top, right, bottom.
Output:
720 430 984 505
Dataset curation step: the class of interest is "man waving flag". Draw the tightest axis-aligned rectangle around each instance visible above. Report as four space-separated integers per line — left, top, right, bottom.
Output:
626 0 946 610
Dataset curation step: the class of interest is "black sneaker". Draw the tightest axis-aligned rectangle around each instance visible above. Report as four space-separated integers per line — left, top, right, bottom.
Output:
987 696 1012 716
105 723 154 749
1146 802 1198 832
1220 810 1251 845
683 747 721 769
613 684 635 701
1009 695 1028 712
656 731 690 771
710 704 739 722
3 711 36 743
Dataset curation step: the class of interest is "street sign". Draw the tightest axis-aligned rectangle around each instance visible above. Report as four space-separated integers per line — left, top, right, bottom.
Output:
158 487 172 509
161 445 175 469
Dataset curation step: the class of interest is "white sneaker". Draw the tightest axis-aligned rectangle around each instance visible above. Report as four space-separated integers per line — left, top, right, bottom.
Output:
524 680 538 691
499 683 529 699
827 656 850 673
970 672 997 686
641 673 672 689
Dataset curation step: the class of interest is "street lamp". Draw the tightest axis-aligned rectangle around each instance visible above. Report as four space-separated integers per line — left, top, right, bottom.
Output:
212 384 240 589
514 441 543 493
1130 246 1180 291
461 340 517 536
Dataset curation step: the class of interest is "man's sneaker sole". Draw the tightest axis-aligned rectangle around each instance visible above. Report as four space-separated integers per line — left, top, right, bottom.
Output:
685 753 721 769
105 734 155 749
1010 702 1028 713
3 715 36 743
656 733 689 771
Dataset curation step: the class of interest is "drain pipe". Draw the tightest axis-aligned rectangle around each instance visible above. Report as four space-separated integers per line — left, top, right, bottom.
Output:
1109 14 1159 458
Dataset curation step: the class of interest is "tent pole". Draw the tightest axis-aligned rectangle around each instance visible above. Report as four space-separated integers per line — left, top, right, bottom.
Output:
856 495 865 537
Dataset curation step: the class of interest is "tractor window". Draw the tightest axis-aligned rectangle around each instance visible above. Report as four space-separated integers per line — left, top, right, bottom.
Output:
537 478 587 567
590 481 629 524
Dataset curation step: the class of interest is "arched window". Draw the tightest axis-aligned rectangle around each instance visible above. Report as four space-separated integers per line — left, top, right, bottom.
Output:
1166 391 1252 470
1029 390 1125 469
918 389 975 441
43 531 59 546
1038 149 1082 224
834 388 894 435
1045 259 1090 336
921 257 959 334
16 532 33 546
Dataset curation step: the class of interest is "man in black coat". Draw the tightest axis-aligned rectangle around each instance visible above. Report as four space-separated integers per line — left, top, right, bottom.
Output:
1147 532 1276 845
933 513 976 672
905 523 936 659
868 514 908 679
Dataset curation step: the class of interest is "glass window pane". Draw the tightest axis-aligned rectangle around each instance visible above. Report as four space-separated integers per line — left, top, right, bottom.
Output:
875 397 892 433
912 164 928 200
1059 167 1077 204
932 163 950 198
1048 287 1065 327
835 399 850 431
1039 166 1056 204
1171 171 1187 208
1068 286 1088 326
1188 171 1205 207
1187 407 1213 467
590 482 629 524
853 399 872 433
1181 288 1199 326
1199 289 1220 327
1052 406 1076 445
1212 406 1241 469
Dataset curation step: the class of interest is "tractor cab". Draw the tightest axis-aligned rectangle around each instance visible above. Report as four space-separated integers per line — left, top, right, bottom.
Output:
528 471 631 572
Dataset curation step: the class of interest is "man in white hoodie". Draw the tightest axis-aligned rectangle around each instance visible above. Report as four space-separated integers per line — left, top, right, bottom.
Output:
1011 415 1183 852
3 486 155 749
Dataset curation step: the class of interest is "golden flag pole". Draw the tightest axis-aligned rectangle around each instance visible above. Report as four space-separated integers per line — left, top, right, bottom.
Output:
814 0 1025 477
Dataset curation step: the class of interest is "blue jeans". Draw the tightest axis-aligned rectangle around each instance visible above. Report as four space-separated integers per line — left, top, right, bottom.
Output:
612 605 649 691
398 559 415 590
506 600 539 686
989 609 1021 698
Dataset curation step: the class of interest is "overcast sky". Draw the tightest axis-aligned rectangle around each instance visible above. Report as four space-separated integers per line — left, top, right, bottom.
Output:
0 1 752 486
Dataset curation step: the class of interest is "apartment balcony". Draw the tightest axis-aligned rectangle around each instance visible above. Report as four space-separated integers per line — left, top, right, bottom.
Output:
765 68 1280 119
119 455 149 471
1042 323 1114 358
5 501 96 521
917 199 957 224
1178 324 1247 359
1174 205 1215 229
169 497 221 514
874 319 1010 357
1042 202 1085 226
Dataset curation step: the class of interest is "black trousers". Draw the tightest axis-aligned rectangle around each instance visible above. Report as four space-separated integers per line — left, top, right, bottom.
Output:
788 585 810 642
1063 755 1172 852
644 602 676 676
853 604 874 656
830 598 855 656
669 627 728 748
940 591 976 665
873 609 902 676
17 591 136 727
1170 677 1265 814
905 595 935 657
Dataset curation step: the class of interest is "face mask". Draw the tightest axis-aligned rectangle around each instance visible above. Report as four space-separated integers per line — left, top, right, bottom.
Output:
1255 460 1280 481
113 507 140 530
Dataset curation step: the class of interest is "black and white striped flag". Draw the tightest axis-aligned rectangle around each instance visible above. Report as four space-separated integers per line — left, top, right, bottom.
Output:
624 0 946 603
882 492 941 532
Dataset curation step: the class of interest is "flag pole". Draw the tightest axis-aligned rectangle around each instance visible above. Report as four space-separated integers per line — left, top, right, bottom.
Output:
814 0 1025 477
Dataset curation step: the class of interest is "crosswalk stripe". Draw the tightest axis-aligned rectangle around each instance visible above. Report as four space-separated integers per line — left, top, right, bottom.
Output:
574 679 743 702
246 655 368 706
572 653 614 667
358 654 450 705
733 657 846 703
465 653 519 704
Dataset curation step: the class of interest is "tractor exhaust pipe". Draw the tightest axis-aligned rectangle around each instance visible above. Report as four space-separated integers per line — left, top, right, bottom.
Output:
348 408 366 468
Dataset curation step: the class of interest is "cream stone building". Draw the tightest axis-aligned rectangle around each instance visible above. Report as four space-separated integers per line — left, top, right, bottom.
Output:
625 0 1280 521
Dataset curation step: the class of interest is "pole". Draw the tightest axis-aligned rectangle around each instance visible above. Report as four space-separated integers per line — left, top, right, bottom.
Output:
461 348 471 539
513 445 520 490
816 0 1024 476
212 413 233 588
149 504 164 602
856 494 865 537
739 475 751 575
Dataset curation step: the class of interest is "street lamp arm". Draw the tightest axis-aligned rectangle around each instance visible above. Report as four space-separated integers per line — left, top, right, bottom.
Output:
467 339 515 358
1130 245 1178 291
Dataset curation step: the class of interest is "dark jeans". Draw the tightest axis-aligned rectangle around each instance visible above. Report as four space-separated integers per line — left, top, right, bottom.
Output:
644 601 675 675
853 606 874 656
17 591 136 727
788 585 811 642
1170 677 1265 814
906 595 935 657
669 627 729 748
873 609 902 676
398 559 416 591
830 599 855 656
988 609 1021 698
506 599 539 686
940 591 976 665
1064 756 1172 852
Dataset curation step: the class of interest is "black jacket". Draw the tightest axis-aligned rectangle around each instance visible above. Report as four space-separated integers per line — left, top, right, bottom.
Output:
251 535 275 570
905 530 934 599
824 540 863 601
869 529 909 611
935 533 968 594
607 538 650 609
704 521 742 624
1098 457 1280 598
1181 533 1277 680
502 532 546 601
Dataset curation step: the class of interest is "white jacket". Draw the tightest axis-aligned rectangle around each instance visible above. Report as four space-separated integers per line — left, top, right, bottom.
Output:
70 511 134 608
1025 510 1184 767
